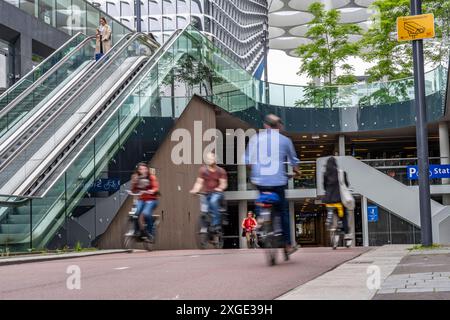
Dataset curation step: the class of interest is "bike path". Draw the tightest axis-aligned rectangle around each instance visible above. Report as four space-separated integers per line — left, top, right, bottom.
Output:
0 247 367 299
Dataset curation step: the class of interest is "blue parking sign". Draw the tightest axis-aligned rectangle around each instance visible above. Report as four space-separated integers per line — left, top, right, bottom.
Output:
367 206 378 222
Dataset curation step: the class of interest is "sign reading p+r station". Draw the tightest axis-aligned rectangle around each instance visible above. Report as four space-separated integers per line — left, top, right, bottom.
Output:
407 165 450 180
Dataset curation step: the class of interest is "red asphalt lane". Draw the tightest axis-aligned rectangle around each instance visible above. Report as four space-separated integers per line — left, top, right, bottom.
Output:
0 247 369 299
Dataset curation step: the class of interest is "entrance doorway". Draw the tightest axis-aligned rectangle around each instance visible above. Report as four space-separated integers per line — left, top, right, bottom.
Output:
293 198 364 247
294 200 327 246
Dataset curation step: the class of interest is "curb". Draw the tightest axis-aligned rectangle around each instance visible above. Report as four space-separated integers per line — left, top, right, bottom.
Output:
0 249 131 266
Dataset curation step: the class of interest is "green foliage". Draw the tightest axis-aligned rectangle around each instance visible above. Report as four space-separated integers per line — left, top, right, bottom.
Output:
75 241 83 252
362 0 450 82
164 53 224 97
295 2 362 108
295 2 362 85
408 243 443 251
358 79 414 106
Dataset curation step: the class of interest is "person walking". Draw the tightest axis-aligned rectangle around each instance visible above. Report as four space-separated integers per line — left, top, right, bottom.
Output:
322 156 353 249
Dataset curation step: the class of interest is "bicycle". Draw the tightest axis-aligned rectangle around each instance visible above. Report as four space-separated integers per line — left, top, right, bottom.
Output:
194 192 228 249
123 190 160 251
244 228 257 249
255 191 288 266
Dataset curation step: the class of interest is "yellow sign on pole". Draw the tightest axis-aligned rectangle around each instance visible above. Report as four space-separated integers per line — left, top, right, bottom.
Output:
397 13 435 41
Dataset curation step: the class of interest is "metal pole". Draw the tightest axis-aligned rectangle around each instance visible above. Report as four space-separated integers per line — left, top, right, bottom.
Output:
135 0 142 32
411 0 433 246
263 20 269 105
362 196 369 247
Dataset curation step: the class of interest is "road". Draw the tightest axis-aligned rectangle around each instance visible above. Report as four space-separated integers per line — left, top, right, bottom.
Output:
0 247 368 299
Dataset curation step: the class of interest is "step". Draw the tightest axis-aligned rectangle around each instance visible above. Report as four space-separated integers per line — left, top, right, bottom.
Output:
0 224 29 234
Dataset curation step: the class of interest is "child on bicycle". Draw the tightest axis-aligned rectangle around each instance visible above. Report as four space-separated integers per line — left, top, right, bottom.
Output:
241 211 258 248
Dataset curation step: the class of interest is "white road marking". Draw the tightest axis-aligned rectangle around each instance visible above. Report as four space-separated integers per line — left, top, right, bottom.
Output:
114 267 129 270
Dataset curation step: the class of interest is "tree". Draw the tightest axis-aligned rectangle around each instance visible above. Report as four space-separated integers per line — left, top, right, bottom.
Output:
164 53 223 98
360 0 450 105
295 2 362 108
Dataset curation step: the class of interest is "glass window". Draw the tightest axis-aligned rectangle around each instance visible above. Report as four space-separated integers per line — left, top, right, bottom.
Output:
120 0 132 17
20 0 37 18
38 0 55 26
106 1 119 17
56 0 73 35
163 0 175 14
176 16 187 29
71 0 87 34
163 16 175 31
176 0 187 13
191 0 202 14
149 0 161 15
149 17 161 31
86 3 100 36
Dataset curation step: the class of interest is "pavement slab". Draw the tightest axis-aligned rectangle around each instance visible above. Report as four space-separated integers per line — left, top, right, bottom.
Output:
278 245 409 300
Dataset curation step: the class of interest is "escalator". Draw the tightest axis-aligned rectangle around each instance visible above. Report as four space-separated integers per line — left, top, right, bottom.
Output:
0 32 161 249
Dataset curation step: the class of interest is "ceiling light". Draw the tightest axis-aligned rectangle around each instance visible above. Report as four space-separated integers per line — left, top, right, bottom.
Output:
301 146 306 149
323 135 328 138
352 138 377 142
312 135 320 139
319 145 324 148
302 135 307 138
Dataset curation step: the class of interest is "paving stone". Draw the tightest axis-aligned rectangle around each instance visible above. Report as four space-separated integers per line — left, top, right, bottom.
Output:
377 289 396 294
437 272 450 277
408 274 433 279
397 288 434 293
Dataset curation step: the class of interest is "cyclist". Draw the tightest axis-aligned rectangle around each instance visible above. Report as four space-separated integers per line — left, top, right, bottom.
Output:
244 114 300 257
190 152 228 232
130 162 159 241
241 211 258 248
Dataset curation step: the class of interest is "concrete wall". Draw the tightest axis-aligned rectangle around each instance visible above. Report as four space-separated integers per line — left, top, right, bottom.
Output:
0 0 69 80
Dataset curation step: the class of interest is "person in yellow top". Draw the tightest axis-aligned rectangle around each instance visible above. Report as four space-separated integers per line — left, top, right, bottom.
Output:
322 156 351 248
95 17 112 60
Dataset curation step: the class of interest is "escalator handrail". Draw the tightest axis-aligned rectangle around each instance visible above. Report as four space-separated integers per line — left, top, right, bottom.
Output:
0 35 97 120
31 28 186 197
0 32 149 171
0 32 86 102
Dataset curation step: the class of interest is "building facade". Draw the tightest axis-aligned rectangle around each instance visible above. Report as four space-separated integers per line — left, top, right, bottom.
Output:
89 0 268 73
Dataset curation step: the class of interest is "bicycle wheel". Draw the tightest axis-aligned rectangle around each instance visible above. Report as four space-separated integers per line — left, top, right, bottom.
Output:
330 231 339 250
196 218 209 249
214 232 224 249
123 236 135 250
262 222 277 266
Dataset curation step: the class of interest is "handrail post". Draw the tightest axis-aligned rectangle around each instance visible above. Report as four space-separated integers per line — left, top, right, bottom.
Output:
29 199 33 251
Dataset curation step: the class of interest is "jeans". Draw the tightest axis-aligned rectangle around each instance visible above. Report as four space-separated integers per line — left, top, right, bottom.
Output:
256 185 291 246
201 192 223 226
135 200 158 234
325 203 349 234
